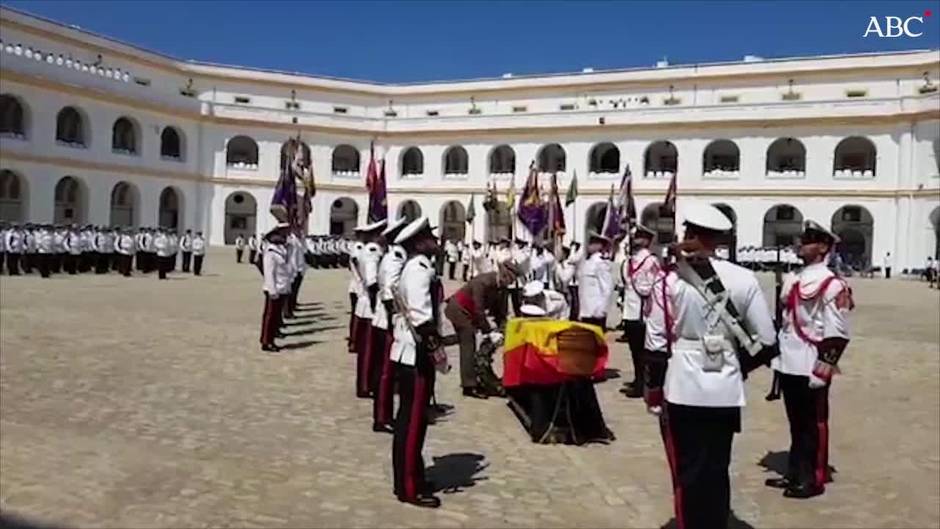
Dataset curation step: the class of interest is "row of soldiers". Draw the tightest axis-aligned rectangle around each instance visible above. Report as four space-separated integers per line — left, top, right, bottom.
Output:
339 204 855 525
0 222 207 279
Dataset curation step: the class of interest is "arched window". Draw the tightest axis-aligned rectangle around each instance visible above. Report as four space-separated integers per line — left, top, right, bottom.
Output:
401 147 424 176
160 127 182 159
644 141 677 177
398 200 422 222
329 197 359 236
831 205 875 269
537 144 566 173
702 139 740 175
489 145 515 174
834 136 877 177
226 136 259 168
331 144 360 174
56 106 85 146
762 204 804 247
112 117 138 154
440 200 467 241
225 191 258 243
109 181 138 227
766 137 806 176
444 146 469 175
0 94 26 137
54 176 85 224
589 142 620 174
0 170 25 222
159 187 182 229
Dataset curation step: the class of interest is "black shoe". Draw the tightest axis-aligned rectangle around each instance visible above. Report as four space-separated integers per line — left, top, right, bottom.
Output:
765 477 793 489
783 482 825 499
462 387 489 399
397 494 441 509
261 344 280 353
622 387 643 399
276 332 286 339
372 423 394 434
615 335 630 343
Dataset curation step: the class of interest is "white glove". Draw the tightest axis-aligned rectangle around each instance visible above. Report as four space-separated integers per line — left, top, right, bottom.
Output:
647 405 663 417
808 373 827 389
487 331 504 346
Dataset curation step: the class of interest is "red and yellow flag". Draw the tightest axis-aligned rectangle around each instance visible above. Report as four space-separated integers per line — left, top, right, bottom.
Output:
502 318 608 387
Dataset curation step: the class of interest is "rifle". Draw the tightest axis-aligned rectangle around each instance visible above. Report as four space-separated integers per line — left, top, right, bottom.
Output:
766 244 784 400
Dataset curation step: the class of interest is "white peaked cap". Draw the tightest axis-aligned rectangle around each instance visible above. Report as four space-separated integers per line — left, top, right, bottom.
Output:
520 304 547 317
394 216 434 245
354 219 388 234
682 203 733 232
522 280 545 298
381 217 409 236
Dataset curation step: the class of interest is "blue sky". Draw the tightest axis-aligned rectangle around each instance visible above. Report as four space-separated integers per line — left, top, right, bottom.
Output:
4 1 938 83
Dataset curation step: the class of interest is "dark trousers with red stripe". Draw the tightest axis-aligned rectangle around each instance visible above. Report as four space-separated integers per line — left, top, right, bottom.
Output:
348 294 359 353
373 328 395 427
779 372 831 490
662 403 740 529
260 293 284 346
393 352 434 500
624 320 646 386
355 319 374 397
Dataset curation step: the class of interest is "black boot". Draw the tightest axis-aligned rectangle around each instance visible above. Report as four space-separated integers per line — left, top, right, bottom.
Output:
783 482 825 499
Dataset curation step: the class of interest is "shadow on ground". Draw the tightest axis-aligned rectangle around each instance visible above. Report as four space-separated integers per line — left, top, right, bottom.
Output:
757 450 837 483
661 510 755 529
425 452 488 495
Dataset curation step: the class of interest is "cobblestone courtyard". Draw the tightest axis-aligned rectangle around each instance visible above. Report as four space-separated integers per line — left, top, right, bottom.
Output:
1 248 938 528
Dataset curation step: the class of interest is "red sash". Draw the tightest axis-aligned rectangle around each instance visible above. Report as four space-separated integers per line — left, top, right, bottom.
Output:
786 276 852 346
453 289 477 316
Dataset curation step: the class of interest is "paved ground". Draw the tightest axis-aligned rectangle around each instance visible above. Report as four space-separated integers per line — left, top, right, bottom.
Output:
1 248 938 529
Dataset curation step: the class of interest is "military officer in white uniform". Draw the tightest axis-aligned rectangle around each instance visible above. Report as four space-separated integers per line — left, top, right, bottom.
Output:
4 224 23 275
179 229 194 272
354 220 387 397
64 225 82 275
154 229 172 280
766 220 853 499
389 216 443 509
370 217 409 431
116 228 136 277
576 232 614 330
654 203 777 529
234 234 246 263
443 239 459 280
347 231 366 353
36 224 54 278
192 231 207 275
94 227 113 274
248 234 259 264
618 225 660 398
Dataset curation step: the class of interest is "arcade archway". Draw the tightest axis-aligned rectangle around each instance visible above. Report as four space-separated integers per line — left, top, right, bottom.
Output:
330 197 358 236
831 205 874 269
224 191 257 244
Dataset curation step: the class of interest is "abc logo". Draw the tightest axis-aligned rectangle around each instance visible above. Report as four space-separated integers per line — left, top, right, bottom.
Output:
863 16 927 38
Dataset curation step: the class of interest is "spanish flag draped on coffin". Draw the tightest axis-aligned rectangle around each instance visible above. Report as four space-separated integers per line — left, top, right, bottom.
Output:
502 318 609 388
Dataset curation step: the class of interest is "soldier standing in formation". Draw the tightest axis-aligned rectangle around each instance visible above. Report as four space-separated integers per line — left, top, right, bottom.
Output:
192 232 207 276
370 217 409 432
235 234 246 263
647 204 778 529
260 225 291 352
766 220 853 499
178 229 192 273
618 225 659 398
353 220 387 398
248 233 259 264
389 216 443 508
575 232 614 330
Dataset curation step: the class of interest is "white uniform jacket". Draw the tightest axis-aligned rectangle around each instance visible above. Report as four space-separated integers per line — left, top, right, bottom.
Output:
621 248 659 321
192 236 206 256
372 245 407 330
663 258 776 408
263 243 292 296
154 234 171 257
390 254 436 367
772 262 851 378
354 242 382 319
347 242 364 295
577 252 614 319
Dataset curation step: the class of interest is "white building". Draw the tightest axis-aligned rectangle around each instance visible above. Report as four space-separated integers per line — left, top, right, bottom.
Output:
0 7 938 270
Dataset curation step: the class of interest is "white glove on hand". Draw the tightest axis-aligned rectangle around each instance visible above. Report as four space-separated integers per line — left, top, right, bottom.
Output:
647 405 663 417
808 373 827 389
487 331 504 346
